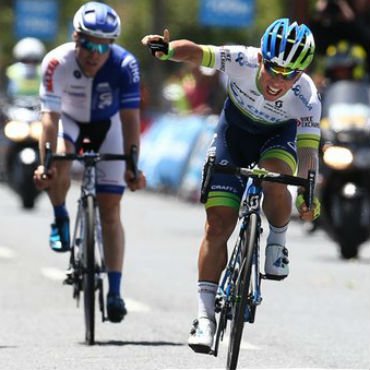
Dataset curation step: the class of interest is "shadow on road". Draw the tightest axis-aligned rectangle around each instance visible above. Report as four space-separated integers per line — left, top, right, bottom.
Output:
315 255 370 265
86 340 185 347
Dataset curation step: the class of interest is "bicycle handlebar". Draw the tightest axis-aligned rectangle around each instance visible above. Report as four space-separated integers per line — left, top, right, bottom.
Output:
200 154 316 210
42 142 139 180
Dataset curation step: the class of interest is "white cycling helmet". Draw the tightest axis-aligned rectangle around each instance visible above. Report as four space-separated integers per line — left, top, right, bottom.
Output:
73 1 121 39
13 37 46 62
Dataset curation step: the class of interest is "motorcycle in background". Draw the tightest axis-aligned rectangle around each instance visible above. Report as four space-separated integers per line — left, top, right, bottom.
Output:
317 80 370 259
0 96 42 209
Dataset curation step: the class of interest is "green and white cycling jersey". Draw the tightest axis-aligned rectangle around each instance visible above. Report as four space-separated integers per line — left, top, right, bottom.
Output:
201 45 321 149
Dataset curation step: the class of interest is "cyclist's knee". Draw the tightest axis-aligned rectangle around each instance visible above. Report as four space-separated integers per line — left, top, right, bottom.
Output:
205 207 237 240
97 194 121 224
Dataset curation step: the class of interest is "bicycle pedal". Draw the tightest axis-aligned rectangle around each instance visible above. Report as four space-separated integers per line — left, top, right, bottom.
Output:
63 270 74 285
63 276 73 285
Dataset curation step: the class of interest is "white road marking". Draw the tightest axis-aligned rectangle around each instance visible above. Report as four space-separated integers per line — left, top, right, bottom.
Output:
41 267 66 281
125 298 151 312
221 336 261 350
163 369 361 370
0 246 16 259
41 267 151 312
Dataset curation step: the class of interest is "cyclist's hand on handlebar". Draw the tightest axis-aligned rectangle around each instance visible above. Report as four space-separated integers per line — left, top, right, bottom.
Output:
296 194 321 222
33 165 57 190
125 169 146 191
141 29 170 59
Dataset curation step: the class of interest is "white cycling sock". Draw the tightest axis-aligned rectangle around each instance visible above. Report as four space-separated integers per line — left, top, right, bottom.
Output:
197 281 218 321
266 223 288 247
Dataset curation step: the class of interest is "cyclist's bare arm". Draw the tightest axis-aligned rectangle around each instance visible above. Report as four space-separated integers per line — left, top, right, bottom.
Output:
297 147 318 181
296 146 319 220
39 111 60 162
33 111 60 189
120 108 146 190
141 29 203 66
120 108 140 156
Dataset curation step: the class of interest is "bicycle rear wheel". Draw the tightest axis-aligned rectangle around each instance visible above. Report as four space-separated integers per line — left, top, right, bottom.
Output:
82 195 96 345
226 212 258 370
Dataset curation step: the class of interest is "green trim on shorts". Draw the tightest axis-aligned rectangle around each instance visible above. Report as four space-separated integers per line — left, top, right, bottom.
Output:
201 45 215 68
297 134 320 149
205 191 241 210
260 148 297 174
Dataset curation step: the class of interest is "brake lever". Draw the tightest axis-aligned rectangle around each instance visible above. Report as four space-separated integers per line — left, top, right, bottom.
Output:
304 170 316 210
130 145 139 181
42 142 52 180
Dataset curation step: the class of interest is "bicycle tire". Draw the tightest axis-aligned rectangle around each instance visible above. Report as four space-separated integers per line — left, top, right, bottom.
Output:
83 195 96 345
226 212 258 370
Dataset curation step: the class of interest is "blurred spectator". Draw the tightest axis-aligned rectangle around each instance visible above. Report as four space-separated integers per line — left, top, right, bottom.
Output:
5 37 46 99
309 0 370 67
324 40 368 83
139 81 154 133
182 66 225 115
162 64 225 115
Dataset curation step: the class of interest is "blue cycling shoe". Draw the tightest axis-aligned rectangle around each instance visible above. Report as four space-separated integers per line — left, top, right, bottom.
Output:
49 217 70 252
107 294 127 323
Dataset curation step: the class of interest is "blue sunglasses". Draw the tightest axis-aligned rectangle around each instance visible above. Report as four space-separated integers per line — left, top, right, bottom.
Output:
79 38 111 54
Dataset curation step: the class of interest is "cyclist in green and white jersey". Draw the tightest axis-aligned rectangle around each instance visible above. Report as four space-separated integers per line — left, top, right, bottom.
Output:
143 18 321 353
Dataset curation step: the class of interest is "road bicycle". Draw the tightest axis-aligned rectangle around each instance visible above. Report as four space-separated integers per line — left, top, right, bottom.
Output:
200 154 315 370
43 141 137 345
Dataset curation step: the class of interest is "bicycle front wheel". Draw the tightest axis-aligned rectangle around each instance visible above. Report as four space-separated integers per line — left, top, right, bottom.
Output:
227 212 258 370
82 195 96 345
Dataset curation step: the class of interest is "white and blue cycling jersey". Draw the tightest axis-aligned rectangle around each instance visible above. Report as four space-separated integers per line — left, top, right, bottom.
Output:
39 42 141 194
40 42 140 120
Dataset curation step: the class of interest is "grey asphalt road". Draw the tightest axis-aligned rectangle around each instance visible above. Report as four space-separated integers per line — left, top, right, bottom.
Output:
0 182 369 370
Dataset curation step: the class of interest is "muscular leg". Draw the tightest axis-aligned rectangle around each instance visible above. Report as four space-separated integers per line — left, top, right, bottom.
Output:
47 138 74 205
96 193 124 272
198 205 239 283
97 192 127 322
189 204 239 349
259 158 292 227
259 157 292 279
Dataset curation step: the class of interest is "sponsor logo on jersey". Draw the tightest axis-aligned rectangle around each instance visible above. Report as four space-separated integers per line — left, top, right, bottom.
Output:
275 100 283 108
73 70 81 79
220 48 232 71
96 82 112 109
230 82 256 103
211 184 237 193
298 116 319 128
128 59 140 83
250 90 260 97
287 140 297 151
45 58 60 92
235 52 258 68
292 85 313 111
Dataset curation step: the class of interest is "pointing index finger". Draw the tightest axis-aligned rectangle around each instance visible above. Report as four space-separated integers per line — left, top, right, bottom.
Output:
163 29 170 43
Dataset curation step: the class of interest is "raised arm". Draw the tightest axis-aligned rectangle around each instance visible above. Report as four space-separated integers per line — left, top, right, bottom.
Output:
141 29 203 66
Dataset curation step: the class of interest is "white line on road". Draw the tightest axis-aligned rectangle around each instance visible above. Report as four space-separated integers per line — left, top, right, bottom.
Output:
0 246 16 259
41 266 151 312
41 266 67 281
163 368 363 370
221 336 261 350
125 298 151 312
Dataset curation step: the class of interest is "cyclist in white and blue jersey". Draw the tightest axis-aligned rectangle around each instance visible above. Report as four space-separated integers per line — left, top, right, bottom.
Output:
143 18 321 352
34 2 145 323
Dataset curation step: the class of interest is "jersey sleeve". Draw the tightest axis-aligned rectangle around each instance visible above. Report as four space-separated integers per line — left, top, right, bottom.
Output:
39 53 65 113
296 88 322 150
200 45 256 76
119 54 141 110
